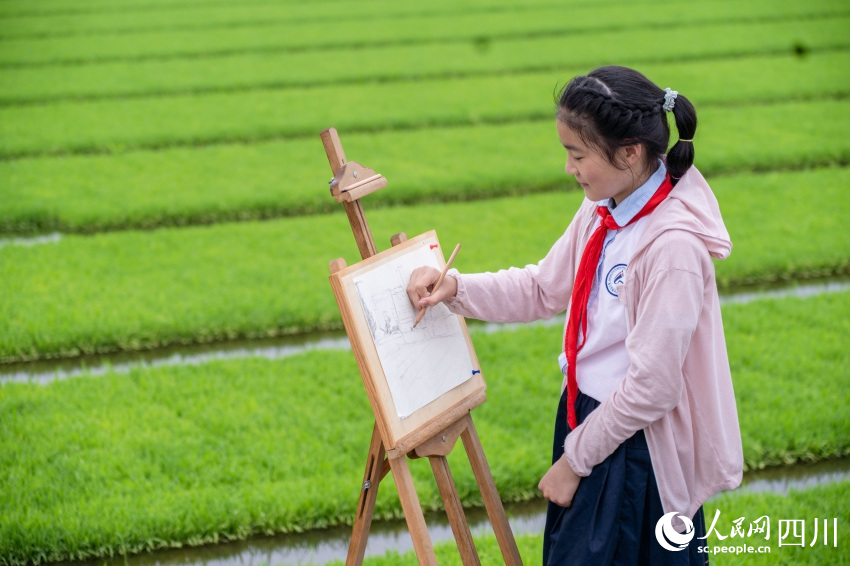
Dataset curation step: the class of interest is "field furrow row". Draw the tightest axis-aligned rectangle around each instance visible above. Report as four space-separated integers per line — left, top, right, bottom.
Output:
1 166 848 362
2 27 847 106
2 46 847 159
2 289 848 564
1 1 846 565
0 6 845 68
2 96 848 234
9 49 848 141
0 1 613 39
0 0 311 18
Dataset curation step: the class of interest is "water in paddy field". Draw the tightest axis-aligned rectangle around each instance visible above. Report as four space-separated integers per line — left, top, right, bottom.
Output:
52 458 850 566
8 276 850 565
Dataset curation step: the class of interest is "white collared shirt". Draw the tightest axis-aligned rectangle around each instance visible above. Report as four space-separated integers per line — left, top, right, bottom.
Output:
559 161 667 402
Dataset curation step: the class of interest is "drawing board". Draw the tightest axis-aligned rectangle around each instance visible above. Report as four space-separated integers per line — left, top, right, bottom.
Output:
329 231 486 453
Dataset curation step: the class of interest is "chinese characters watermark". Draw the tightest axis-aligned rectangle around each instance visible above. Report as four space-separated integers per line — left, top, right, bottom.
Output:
655 509 839 555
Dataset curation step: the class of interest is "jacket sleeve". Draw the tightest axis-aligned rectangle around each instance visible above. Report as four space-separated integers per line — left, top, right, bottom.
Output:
444 200 593 323
564 230 708 476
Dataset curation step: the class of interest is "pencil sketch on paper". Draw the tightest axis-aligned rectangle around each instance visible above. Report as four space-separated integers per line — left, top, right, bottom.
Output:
353 244 473 418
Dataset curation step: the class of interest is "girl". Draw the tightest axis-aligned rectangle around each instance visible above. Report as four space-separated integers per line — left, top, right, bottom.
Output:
407 66 743 564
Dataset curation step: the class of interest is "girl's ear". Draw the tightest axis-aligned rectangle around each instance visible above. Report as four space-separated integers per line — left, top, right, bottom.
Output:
620 142 644 166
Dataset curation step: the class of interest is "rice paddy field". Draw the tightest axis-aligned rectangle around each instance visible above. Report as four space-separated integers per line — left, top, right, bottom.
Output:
1 0 849 565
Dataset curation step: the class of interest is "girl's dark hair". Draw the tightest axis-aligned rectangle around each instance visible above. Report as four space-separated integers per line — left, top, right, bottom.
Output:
556 65 697 182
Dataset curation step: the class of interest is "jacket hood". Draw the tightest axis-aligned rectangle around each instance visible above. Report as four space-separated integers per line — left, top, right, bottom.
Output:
638 165 732 260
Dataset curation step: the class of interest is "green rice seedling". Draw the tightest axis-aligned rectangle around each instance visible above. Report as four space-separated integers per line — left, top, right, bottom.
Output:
724 290 850 468
0 355 379 564
703 483 849 565
0 0 835 40
349 483 850 565
0 0 843 66
2 9 847 103
1 290 848 564
0 0 310 18
338 532 544 566
1 166 849 362
0 0 544 39
3 49 850 159
0 96 849 234
0 0 305 18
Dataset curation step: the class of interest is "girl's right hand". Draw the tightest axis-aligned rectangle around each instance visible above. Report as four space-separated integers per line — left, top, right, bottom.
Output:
406 266 458 310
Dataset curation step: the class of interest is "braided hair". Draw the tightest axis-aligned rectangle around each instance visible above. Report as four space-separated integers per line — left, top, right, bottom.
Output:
556 66 697 182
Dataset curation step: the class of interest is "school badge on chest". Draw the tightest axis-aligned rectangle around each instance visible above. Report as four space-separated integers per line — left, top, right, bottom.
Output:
605 263 627 296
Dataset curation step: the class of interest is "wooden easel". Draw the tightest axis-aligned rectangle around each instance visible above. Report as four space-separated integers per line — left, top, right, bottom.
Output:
321 127 523 566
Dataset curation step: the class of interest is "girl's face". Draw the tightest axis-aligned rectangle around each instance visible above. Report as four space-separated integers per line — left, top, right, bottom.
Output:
556 119 646 205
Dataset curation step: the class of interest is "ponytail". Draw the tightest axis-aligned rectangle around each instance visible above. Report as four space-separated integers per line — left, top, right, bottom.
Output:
664 88 698 181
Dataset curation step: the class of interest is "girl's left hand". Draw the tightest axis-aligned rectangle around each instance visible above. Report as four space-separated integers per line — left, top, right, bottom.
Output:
538 455 581 507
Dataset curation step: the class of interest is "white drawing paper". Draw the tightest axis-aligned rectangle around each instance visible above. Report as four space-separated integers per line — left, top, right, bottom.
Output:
353 243 474 418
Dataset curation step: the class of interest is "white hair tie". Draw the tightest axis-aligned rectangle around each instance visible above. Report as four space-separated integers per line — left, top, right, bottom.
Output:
663 88 678 112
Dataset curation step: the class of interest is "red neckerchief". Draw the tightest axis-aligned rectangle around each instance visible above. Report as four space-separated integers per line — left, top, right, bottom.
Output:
564 172 675 429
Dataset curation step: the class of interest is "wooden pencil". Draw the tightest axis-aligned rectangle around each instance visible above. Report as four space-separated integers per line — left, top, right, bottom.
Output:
413 242 462 328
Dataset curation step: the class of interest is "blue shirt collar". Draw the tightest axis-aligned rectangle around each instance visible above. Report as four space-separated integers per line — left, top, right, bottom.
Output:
598 160 667 226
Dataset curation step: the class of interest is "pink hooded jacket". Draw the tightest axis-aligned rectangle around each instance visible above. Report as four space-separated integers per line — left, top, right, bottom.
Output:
446 165 744 519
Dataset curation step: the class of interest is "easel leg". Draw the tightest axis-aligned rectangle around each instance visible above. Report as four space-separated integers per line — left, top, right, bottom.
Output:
346 423 388 566
430 455 481 566
389 455 438 566
461 415 524 565
344 200 377 259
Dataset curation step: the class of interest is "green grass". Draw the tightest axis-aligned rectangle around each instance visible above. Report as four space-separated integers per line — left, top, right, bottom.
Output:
1 289 848 565
2 165 848 362
1 1 845 66
726 290 850 467
2 96 850 234
3 48 850 157
349 482 850 565
1 0 848 564
0 0 833 40
0 1 560 38
3 10 847 103
0 0 309 18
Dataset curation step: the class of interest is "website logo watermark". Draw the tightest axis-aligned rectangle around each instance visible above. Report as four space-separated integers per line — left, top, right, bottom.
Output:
655 512 695 551
655 509 839 555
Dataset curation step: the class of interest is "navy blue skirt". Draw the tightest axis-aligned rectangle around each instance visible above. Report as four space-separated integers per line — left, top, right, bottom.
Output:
543 389 708 565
